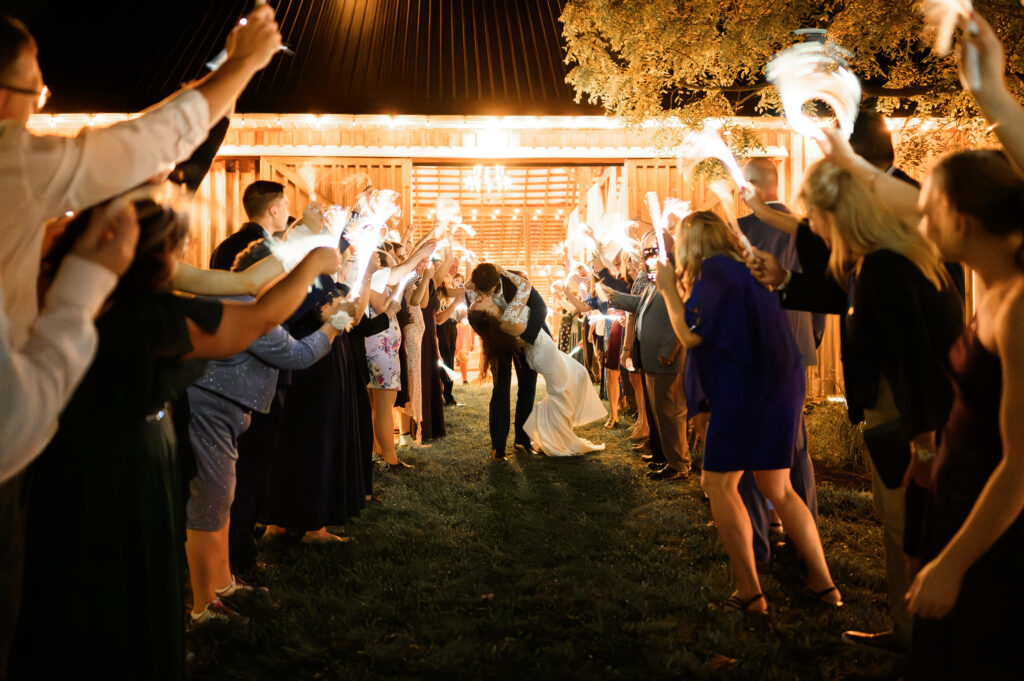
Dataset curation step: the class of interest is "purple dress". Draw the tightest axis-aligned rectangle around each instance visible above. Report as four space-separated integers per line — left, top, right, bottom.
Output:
683 255 804 472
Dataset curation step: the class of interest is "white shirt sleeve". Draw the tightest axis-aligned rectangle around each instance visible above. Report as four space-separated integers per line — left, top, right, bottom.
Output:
0 255 117 483
24 89 211 215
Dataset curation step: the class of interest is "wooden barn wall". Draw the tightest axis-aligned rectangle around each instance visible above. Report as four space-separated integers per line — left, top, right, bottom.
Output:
624 126 843 399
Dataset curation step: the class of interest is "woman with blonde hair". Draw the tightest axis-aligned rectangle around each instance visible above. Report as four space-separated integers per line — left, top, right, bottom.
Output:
657 211 840 613
747 130 964 649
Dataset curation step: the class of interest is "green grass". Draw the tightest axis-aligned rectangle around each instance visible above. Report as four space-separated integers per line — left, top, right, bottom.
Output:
188 385 900 681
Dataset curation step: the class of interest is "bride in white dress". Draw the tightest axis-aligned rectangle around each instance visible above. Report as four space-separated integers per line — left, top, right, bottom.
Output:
468 269 606 457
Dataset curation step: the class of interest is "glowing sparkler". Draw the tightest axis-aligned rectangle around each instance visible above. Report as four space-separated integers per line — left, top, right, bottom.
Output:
592 213 639 260
645 192 691 263
707 181 755 259
265 232 339 272
765 39 862 140
676 124 750 189
437 359 459 380
205 0 295 71
569 347 582 358
298 163 317 202
348 190 402 297
923 0 981 91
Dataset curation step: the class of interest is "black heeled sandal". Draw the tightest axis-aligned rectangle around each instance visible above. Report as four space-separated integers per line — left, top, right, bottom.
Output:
719 592 766 614
802 585 843 607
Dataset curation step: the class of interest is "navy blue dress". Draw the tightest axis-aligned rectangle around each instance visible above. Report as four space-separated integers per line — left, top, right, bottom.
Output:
683 255 804 472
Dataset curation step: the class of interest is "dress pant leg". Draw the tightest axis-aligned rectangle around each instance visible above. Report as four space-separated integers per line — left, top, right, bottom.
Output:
0 473 26 679
438 324 455 402
871 462 911 646
512 352 538 447
642 372 666 464
489 354 514 452
651 372 690 472
738 472 773 563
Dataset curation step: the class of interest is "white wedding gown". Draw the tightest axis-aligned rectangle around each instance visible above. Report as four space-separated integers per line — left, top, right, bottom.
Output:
521 331 607 457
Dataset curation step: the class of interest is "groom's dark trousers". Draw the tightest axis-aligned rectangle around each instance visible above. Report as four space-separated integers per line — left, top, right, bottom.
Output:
486 278 548 452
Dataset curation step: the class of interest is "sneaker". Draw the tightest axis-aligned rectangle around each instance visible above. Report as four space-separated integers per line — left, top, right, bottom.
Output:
190 598 248 627
215 578 269 599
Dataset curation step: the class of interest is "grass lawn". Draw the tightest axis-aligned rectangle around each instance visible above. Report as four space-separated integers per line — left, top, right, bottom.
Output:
188 383 902 681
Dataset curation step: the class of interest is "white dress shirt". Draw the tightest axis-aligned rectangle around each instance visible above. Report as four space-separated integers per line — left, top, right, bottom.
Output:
0 89 211 479
0 256 115 482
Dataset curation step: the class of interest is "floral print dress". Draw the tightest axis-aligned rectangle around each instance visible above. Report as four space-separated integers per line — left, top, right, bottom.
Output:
364 300 402 389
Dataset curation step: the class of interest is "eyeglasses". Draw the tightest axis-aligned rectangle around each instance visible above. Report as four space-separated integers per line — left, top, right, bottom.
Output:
0 83 50 110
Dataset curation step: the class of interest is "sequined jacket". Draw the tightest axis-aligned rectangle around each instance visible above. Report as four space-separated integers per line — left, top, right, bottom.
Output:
193 325 332 413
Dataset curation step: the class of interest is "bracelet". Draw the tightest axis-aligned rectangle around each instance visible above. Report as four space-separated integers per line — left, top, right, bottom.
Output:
775 269 793 291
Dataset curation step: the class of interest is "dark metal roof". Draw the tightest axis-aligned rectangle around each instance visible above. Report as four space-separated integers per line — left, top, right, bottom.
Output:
15 0 600 115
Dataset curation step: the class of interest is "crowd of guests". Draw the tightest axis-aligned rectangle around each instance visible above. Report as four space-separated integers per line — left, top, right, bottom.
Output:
0 3 1022 681
0 7 473 680
539 11 1023 679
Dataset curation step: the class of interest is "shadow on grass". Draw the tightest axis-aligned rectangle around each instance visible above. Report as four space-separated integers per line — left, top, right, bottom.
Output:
187 384 901 681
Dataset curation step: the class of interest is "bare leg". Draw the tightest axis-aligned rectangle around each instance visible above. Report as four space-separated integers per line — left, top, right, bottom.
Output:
606 369 621 425
186 524 233 615
371 388 399 465
629 372 648 438
754 469 841 604
701 469 766 612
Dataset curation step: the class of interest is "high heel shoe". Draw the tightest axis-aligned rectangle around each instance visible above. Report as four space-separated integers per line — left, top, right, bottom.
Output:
386 458 416 473
603 418 619 429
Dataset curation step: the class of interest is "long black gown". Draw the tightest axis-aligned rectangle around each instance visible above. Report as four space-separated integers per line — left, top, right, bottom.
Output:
263 283 367 530
419 281 446 440
11 292 222 681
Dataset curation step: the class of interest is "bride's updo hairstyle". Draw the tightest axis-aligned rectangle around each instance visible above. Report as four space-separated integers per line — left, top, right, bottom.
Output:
800 159 949 290
932 149 1024 271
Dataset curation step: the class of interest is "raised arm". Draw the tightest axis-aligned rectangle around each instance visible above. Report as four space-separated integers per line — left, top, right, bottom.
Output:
740 187 801 236
184 247 339 360
654 261 702 349
172 256 283 297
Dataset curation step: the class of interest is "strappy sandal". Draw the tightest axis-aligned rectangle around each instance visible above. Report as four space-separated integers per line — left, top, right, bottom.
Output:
802 585 843 607
719 592 766 614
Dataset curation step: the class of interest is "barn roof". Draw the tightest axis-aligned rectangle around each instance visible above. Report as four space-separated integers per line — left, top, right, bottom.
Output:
18 0 601 116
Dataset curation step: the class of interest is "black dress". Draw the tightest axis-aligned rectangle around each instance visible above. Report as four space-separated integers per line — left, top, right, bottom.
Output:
910 325 1024 680
419 281 446 440
12 292 222 681
264 281 367 530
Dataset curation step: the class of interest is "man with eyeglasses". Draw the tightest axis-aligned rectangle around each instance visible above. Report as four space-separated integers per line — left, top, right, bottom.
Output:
0 7 283 676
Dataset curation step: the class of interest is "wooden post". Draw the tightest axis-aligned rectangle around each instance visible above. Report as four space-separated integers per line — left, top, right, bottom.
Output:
522 215 531 278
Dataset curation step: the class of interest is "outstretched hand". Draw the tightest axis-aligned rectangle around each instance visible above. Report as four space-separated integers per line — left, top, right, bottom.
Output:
71 198 139 277
746 247 787 290
813 127 860 172
225 4 282 71
957 11 1008 107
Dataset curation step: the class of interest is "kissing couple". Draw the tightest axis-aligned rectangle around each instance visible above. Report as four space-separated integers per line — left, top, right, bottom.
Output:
465 263 606 458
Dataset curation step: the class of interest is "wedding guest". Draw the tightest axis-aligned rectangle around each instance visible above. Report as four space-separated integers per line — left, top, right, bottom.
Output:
436 271 461 406
748 130 964 649
657 211 840 613
737 157 822 564
0 8 282 673
13 197 336 681
419 250 454 440
607 235 690 481
454 305 475 384
620 257 651 445
399 258 429 446
185 290 340 623
904 149 1024 681
209 181 290 270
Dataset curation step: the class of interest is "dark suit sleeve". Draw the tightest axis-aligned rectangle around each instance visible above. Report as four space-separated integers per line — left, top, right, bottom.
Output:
170 117 230 193
520 288 548 344
597 268 629 293
795 222 831 280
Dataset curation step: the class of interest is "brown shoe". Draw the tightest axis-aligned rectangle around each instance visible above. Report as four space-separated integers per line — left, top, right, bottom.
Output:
648 466 689 481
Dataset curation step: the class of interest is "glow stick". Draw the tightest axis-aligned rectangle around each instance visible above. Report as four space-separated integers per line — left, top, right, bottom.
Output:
437 359 459 380
676 125 750 189
592 213 639 259
349 190 402 297
645 192 691 263
390 270 418 303
265 232 338 272
569 347 582 357
765 40 862 140
707 181 755 259
435 198 462 229
206 1 295 71
453 222 477 238
923 0 981 91
298 163 317 202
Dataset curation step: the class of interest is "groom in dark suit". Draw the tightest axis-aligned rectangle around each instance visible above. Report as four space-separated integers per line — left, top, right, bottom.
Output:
466 263 549 459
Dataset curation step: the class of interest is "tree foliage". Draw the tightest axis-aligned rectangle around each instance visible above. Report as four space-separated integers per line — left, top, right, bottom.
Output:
561 0 1024 154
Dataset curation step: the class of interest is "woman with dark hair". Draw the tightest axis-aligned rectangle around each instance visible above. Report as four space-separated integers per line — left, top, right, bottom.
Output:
468 268 605 457
12 195 337 680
